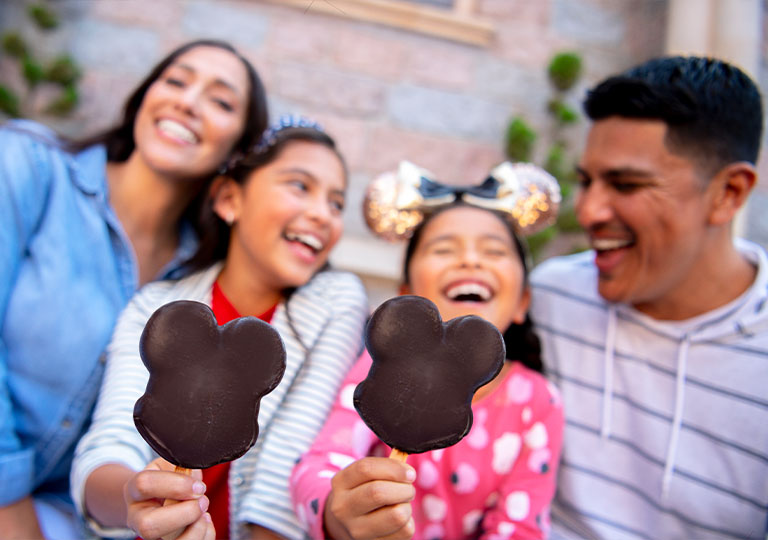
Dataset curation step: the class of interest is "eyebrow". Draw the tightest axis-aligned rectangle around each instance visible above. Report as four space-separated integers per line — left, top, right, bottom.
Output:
576 165 655 180
278 167 346 198
422 232 510 248
172 63 241 94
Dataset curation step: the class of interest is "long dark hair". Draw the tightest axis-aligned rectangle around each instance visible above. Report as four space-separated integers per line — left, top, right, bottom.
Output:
185 125 346 272
402 204 544 374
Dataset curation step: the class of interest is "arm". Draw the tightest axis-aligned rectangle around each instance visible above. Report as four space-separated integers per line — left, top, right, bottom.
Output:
0 498 44 540
238 273 369 538
70 284 174 536
0 123 56 535
480 376 564 539
289 353 415 540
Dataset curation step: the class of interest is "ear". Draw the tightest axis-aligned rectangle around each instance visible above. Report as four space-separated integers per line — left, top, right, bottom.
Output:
210 176 243 225
512 287 531 325
707 162 757 226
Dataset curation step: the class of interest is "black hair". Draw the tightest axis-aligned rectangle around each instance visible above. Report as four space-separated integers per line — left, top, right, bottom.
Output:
186 125 346 272
584 56 763 177
402 203 544 374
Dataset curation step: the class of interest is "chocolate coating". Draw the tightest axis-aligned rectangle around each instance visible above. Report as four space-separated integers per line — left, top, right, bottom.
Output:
354 295 505 454
134 300 286 469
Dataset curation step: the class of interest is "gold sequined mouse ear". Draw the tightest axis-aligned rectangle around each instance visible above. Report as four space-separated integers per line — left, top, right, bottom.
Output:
363 161 443 242
463 162 561 236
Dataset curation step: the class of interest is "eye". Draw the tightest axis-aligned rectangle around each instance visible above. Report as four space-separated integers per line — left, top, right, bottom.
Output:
212 97 234 112
330 198 345 213
287 179 309 192
165 77 185 88
612 181 644 194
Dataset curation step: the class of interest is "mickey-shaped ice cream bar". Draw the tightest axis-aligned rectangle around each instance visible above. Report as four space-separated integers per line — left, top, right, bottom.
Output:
354 295 505 456
134 300 286 469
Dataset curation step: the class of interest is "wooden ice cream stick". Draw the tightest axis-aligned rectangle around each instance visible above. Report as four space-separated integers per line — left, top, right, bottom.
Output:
389 448 409 462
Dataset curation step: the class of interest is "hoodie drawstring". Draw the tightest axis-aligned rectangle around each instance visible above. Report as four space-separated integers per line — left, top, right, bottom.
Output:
662 334 690 500
601 304 618 439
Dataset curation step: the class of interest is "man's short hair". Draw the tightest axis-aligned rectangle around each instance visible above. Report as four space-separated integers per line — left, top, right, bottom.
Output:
584 56 764 176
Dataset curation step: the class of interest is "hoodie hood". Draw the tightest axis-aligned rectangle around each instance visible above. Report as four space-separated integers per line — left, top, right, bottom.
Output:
599 239 768 499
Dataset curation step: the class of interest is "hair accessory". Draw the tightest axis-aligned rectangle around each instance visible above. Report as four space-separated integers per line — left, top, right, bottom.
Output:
253 114 324 154
363 161 561 242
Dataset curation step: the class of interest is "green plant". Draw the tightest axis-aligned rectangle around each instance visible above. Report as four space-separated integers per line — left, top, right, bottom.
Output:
504 51 588 260
0 2 81 118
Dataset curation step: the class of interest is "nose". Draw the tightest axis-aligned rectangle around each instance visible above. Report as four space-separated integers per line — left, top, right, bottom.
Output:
175 84 202 116
575 179 613 229
459 246 482 268
305 194 333 227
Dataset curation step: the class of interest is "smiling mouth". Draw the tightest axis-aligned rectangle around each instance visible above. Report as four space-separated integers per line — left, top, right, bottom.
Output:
591 237 634 252
285 231 324 254
444 282 493 303
157 119 198 144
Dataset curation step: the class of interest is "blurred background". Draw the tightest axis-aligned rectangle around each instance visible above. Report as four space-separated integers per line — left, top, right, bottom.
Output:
1 0 766 307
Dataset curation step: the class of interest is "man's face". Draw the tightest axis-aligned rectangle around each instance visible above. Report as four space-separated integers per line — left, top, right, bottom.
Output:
576 116 716 315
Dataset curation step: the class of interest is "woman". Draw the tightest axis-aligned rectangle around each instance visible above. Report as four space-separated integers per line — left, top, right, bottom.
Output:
291 162 565 539
71 117 369 540
0 39 267 539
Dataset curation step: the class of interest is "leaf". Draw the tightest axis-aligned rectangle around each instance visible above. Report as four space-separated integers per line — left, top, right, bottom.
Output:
1 32 28 58
46 84 78 115
505 117 537 162
45 55 81 86
0 85 21 117
548 51 582 92
28 3 59 30
22 56 45 87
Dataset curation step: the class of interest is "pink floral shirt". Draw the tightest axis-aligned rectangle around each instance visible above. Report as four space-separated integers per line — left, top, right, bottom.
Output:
290 351 564 539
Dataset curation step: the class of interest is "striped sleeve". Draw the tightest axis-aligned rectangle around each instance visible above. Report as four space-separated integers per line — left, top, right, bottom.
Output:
236 271 368 538
69 280 176 538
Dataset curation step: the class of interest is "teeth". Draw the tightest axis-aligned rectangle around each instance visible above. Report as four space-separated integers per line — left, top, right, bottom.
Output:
446 282 491 301
592 238 632 251
286 232 323 251
157 119 197 143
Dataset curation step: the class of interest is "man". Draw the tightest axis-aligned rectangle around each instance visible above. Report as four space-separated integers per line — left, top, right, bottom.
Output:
530 56 768 539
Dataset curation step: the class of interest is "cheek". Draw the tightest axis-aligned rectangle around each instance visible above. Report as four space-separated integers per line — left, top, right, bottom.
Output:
206 108 245 147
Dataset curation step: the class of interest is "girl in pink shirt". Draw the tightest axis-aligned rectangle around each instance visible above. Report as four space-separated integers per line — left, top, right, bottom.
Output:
290 163 565 539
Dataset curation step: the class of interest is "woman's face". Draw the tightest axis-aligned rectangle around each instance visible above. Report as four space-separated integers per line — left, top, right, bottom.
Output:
133 45 249 179
404 206 529 332
217 140 346 291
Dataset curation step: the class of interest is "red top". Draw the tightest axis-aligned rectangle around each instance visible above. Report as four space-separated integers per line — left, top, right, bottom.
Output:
203 281 277 539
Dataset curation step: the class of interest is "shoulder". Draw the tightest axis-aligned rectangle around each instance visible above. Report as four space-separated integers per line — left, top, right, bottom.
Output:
299 269 368 308
127 265 218 319
0 119 67 157
530 251 595 289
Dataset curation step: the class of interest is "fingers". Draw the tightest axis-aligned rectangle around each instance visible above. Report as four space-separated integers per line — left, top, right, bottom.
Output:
129 496 209 540
173 512 215 540
333 457 415 491
325 457 417 540
123 462 208 540
348 503 414 540
125 468 206 505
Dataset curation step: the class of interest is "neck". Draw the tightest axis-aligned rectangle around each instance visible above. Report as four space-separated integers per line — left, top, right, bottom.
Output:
106 156 201 242
215 255 284 317
634 237 757 321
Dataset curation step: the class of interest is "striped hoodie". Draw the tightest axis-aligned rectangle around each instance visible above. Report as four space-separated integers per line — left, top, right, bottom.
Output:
530 239 768 540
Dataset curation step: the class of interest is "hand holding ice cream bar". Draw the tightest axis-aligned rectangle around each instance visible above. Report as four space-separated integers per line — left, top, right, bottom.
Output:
133 300 286 470
354 295 505 459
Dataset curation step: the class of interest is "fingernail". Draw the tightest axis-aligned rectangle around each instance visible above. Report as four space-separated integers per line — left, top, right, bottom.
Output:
199 496 209 512
405 467 416 482
204 512 212 523
192 481 206 495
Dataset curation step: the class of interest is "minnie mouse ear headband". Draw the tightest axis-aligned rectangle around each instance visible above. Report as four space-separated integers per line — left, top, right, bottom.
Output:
220 114 325 173
363 161 561 242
